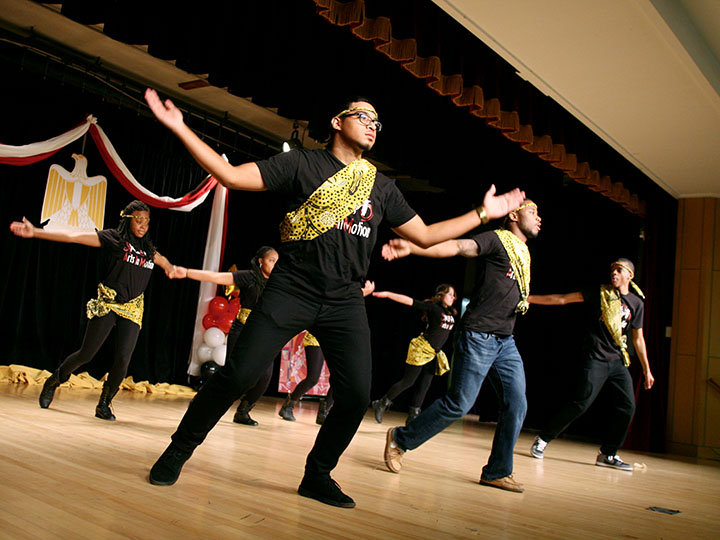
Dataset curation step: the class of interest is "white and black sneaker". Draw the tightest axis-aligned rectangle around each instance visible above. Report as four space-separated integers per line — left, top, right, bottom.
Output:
596 453 633 471
530 436 547 459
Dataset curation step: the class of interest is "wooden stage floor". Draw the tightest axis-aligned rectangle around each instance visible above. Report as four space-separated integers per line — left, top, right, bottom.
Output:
1 382 718 540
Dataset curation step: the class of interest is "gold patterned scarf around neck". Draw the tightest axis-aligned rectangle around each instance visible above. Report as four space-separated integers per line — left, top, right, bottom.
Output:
495 229 531 314
599 284 633 367
86 283 144 328
279 159 377 242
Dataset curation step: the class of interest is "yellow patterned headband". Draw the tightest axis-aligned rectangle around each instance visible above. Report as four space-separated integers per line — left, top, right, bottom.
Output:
513 202 537 213
611 261 634 276
335 107 379 120
120 211 150 222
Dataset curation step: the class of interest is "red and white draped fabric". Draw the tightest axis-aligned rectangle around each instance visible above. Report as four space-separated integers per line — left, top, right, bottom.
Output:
0 115 217 211
1 114 229 373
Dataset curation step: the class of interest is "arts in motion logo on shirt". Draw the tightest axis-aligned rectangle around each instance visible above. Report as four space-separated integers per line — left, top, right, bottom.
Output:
335 198 374 239
122 242 155 269
440 313 455 331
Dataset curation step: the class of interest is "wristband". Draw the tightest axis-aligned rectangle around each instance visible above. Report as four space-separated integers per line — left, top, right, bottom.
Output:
476 206 489 225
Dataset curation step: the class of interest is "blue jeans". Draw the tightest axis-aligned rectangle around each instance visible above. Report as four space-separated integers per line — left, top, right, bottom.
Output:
393 330 527 481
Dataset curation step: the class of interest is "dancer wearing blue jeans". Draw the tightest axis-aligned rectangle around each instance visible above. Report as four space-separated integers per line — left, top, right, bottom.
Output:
382 201 541 493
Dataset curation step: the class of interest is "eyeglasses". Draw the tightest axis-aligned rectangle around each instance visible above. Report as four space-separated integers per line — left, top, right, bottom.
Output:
344 112 382 132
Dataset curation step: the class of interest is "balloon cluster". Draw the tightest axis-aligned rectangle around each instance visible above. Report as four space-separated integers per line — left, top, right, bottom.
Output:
197 295 240 368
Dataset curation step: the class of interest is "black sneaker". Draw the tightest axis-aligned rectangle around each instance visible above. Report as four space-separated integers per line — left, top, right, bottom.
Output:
149 444 192 486
298 475 356 508
596 453 633 471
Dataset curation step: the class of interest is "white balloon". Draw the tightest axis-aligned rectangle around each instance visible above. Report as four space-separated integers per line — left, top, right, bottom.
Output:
212 344 227 367
203 327 225 348
197 344 213 362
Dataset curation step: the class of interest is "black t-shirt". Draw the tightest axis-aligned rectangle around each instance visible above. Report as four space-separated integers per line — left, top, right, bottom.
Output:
231 269 266 310
96 229 155 303
460 231 523 336
257 148 417 302
412 299 455 351
581 286 644 361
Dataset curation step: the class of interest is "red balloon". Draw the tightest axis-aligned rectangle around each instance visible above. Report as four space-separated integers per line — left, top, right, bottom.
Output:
209 296 229 316
202 314 217 330
217 319 233 334
228 298 241 316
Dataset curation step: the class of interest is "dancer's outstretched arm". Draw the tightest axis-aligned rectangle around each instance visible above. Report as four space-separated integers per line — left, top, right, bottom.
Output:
9 217 101 247
145 89 266 192
372 290 413 306
381 237 480 261
173 266 235 286
391 184 524 249
527 293 584 305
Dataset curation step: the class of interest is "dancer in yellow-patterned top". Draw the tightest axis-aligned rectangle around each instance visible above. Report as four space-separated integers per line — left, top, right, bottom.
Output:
144 86 525 508
528 258 653 471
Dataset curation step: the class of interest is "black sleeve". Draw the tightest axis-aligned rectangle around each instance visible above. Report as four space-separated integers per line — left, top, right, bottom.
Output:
255 150 301 193
380 176 417 228
232 270 255 288
411 299 434 313
471 231 503 257
96 228 121 250
631 296 645 329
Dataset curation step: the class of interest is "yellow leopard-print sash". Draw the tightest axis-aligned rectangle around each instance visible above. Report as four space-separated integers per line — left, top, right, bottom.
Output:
599 284 631 367
495 229 531 314
86 283 144 328
237 308 252 324
279 159 377 242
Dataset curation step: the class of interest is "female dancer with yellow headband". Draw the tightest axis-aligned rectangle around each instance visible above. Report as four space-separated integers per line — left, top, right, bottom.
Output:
9 200 176 420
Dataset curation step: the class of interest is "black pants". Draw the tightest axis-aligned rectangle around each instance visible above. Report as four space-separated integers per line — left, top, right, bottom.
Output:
58 312 140 392
540 356 636 455
386 361 437 408
289 345 329 403
171 286 372 477
226 319 273 404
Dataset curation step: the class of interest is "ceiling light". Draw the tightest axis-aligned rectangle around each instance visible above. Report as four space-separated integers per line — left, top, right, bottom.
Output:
282 122 302 152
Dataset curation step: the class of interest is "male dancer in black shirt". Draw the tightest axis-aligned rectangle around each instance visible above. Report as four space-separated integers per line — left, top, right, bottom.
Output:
383 201 541 493
143 88 525 508
528 258 653 471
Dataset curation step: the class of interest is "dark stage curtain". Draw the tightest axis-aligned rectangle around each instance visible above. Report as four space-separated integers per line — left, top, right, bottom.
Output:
1 2 677 452
0 68 282 387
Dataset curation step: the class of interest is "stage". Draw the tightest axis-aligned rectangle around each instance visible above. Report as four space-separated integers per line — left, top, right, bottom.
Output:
1 383 718 540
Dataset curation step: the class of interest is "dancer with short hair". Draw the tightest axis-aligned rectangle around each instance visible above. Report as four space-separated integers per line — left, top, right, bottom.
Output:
144 87 524 508
382 200 541 493
371 283 457 425
9 200 176 420
528 258 654 471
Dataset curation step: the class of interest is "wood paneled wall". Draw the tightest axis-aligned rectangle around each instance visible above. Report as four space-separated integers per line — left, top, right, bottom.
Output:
667 198 720 459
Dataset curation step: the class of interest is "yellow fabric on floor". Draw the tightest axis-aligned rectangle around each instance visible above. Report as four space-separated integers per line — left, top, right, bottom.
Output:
0 364 195 396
